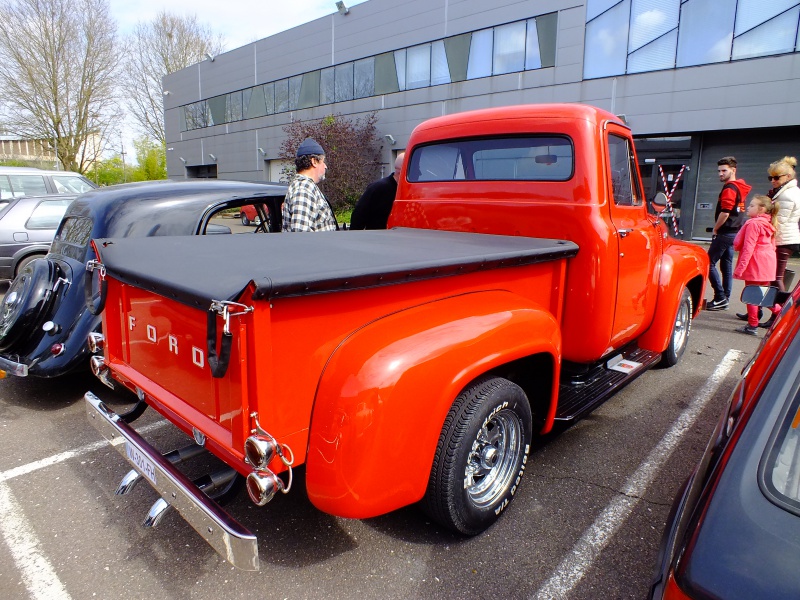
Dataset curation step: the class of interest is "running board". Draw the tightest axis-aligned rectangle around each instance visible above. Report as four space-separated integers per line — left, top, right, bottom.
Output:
554 347 662 422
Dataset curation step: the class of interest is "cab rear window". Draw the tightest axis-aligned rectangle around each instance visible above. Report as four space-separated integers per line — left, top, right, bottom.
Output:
407 135 574 182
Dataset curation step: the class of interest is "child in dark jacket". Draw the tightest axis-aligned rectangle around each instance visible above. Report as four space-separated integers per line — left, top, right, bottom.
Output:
733 195 778 335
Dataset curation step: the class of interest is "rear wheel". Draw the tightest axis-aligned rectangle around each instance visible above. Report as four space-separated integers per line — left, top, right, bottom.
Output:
422 376 532 535
661 288 692 367
240 213 250 226
14 253 45 278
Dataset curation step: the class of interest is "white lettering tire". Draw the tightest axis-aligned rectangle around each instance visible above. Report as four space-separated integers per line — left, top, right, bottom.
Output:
422 375 533 535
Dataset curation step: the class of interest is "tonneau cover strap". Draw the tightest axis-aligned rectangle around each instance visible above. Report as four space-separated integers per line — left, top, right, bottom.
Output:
207 300 253 379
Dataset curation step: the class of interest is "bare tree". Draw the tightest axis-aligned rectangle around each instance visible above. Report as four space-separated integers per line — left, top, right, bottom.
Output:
0 0 119 173
123 12 225 145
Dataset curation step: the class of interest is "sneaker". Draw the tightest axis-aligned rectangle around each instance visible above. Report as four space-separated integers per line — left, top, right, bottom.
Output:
736 309 763 321
736 324 759 336
706 298 729 311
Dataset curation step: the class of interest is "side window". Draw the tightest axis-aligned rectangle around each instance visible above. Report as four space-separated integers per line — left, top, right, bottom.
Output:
0 176 12 200
26 199 72 229
607 134 641 207
9 175 48 197
52 175 95 194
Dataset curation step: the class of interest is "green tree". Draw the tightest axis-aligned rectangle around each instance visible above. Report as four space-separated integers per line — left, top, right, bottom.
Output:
280 113 383 211
88 156 126 186
131 137 167 180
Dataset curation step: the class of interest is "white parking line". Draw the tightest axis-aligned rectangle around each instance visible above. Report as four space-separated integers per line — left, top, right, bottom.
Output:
0 482 72 600
533 349 743 600
0 419 166 599
0 420 165 483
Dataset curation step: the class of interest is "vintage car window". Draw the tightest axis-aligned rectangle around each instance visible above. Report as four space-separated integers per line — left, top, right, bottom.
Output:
607 134 642 207
26 199 73 229
52 175 96 194
408 136 573 182
9 174 48 197
51 216 93 261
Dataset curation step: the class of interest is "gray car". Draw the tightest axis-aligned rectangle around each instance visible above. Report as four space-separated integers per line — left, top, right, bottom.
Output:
0 194 77 279
0 166 96 199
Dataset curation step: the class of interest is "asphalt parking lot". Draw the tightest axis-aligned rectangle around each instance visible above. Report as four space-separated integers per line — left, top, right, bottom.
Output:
0 262 788 600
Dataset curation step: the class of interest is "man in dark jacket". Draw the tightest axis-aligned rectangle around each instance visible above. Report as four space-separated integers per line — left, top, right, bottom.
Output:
351 153 405 230
706 156 752 311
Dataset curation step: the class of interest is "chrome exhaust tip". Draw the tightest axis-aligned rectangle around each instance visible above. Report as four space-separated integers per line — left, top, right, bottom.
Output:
244 435 277 470
246 470 282 506
87 332 105 353
89 355 115 390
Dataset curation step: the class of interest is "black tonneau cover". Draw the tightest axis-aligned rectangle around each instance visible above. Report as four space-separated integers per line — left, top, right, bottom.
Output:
94 228 578 309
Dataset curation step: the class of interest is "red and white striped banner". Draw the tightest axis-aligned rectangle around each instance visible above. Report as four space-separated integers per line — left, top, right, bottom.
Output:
658 164 686 236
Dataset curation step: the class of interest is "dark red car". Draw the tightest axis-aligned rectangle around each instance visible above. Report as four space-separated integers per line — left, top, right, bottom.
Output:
650 284 800 599
239 203 270 228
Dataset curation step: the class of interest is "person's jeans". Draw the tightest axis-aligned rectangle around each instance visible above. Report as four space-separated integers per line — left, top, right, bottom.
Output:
707 232 735 300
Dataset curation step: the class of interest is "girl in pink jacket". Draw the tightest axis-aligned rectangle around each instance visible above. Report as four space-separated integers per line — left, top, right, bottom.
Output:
733 195 778 335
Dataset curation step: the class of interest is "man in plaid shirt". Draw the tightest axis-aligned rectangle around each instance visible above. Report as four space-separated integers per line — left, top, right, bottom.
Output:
282 138 338 232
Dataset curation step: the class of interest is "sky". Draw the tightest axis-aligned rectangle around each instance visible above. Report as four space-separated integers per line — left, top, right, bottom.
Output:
107 0 369 159
109 0 370 54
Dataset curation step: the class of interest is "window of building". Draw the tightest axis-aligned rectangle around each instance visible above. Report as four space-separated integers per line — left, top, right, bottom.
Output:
177 12 560 131
354 58 375 98
226 91 243 122
677 0 736 67
732 8 800 60
431 41 451 85
584 0 800 78
407 43 431 89
335 63 354 101
493 21 526 75
467 29 493 79
584 0 631 79
320 68 335 104
275 79 289 112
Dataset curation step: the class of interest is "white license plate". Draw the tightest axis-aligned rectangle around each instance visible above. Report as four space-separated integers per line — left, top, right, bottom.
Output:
125 442 157 485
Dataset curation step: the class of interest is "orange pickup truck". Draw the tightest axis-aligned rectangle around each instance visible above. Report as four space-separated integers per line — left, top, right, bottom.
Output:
84 104 709 570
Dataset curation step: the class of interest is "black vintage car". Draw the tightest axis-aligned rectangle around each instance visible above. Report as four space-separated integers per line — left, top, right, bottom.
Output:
650 284 800 599
0 179 286 378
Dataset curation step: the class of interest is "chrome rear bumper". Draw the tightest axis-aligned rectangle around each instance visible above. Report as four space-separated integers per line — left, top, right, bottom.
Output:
85 391 259 570
0 355 28 376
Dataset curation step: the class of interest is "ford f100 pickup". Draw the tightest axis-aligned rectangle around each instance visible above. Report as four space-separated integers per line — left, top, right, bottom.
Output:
84 103 709 570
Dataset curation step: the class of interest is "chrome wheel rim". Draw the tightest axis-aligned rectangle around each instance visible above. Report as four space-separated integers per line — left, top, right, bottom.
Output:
672 299 691 354
464 409 522 507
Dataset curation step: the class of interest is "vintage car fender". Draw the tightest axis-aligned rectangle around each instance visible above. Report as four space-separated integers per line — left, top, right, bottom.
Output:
304 289 561 519
637 240 709 354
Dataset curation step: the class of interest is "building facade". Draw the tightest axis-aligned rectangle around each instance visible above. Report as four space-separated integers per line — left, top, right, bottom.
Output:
163 0 800 240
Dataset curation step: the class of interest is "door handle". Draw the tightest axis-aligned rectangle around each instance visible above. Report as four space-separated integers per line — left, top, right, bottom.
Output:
618 228 633 237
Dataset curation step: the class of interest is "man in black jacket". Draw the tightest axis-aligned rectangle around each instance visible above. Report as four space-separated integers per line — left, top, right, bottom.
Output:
351 153 405 230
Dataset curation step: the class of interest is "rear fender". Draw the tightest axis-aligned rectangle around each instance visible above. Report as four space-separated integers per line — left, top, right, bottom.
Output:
305 289 560 518
637 241 709 353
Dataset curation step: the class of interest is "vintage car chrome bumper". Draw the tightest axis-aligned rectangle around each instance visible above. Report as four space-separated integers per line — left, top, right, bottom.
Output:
84 391 259 570
0 355 28 377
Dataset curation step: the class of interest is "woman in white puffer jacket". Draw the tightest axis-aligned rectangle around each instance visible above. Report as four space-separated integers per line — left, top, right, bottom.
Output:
768 156 800 292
